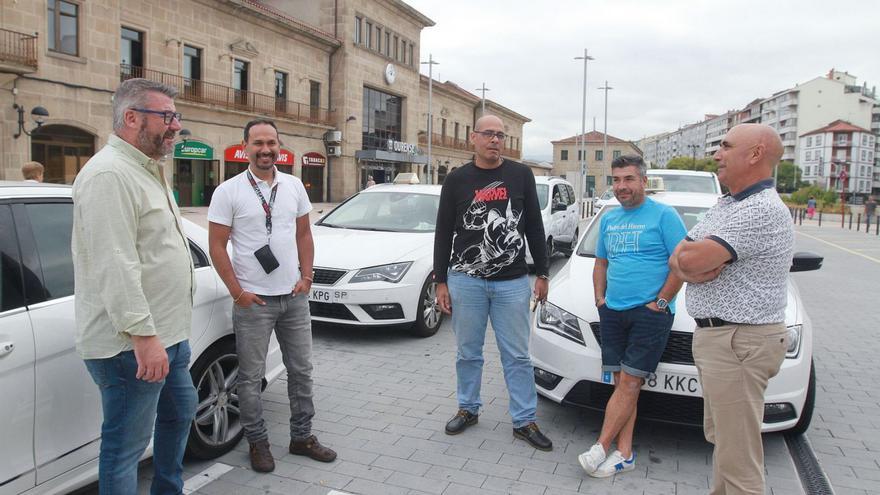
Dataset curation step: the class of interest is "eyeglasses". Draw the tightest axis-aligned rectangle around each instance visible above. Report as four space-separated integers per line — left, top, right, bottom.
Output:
131 108 182 125
474 130 507 140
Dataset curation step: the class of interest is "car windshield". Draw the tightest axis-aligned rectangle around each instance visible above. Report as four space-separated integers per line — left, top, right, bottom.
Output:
649 173 719 193
577 204 709 257
536 184 549 210
317 191 440 233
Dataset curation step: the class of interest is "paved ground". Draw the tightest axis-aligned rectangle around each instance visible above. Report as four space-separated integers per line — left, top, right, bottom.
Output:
82 210 880 495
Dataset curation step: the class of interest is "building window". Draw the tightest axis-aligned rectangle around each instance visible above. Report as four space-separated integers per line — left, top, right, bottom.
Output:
376 28 382 53
362 86 403 150
561 150 569 161
441 118 447 139
48 0 79 56
612 150 621 160
393 35 399 60
120 27 143 78
595 150 604 161
454 122 459 141
274 70 288 112
805 151 811 161
385 32 391 57
183 45 202 97
577 150 583 161
806 136 812 147
816 135 823 146
365 22 372 49
401 39 407 64
354 16 362 44
408 44 414 67
466 125 471 139
233 59 249 104
862 134 868 146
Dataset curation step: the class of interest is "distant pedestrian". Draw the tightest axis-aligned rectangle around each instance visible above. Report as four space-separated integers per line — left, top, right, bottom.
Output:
366 175 376 188
21 161 44 182
208 118 336 473
866 196 877 226
434 114 553 451
72 78 196 494
669 123 794 495
578 155 686 478
806 196 816 219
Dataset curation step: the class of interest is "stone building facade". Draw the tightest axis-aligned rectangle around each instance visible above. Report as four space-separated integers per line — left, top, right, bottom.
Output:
551 130 642 197
0 0 530 204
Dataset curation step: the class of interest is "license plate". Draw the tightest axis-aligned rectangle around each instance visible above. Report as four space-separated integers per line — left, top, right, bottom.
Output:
601 370 702 395
309 288 348 303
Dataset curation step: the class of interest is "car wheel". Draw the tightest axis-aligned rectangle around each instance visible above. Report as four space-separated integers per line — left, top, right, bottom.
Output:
186 339 244 459
410 274 443 338
565 229 578 258
787 359 815 436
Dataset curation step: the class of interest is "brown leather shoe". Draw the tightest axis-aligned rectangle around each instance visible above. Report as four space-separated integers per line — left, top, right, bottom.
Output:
289 435 337 462
249 439 275 472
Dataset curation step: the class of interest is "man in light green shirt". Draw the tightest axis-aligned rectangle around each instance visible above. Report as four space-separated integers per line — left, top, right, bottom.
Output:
72 78 196 494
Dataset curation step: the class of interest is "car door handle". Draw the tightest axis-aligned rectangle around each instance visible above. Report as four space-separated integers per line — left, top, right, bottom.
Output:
0 341 14 356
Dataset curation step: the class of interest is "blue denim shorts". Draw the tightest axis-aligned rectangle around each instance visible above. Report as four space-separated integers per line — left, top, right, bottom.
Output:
598 304 674 379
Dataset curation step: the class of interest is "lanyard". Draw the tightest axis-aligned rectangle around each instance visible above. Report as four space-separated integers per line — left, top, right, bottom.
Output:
246 170 278 239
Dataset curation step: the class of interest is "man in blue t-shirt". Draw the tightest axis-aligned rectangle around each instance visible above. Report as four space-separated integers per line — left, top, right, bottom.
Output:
578 155 687 479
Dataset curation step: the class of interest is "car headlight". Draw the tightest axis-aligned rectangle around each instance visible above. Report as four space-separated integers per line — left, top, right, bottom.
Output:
535 302 585 346
785 324 802 359
350 262 412 283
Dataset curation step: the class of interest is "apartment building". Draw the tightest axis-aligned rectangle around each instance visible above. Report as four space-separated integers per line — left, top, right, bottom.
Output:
799 120 875 195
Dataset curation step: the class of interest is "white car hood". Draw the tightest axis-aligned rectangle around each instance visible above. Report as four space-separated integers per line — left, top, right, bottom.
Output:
550 254 799 331
312 225 433 269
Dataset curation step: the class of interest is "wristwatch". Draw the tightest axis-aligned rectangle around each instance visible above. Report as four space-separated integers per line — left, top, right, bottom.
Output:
538 275 550 280
655 298 669 311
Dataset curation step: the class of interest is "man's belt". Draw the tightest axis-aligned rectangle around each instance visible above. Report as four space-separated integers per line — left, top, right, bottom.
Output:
694 317 734 328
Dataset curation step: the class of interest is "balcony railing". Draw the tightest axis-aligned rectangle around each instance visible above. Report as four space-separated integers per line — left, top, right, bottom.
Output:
0 28 38 69
418 132 522 159
120 65 333 126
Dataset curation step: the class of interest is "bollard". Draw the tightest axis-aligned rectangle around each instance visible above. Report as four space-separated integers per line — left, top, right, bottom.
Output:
799 209 804 226
848 213 853 230
818 211 822 227
857 213 861 231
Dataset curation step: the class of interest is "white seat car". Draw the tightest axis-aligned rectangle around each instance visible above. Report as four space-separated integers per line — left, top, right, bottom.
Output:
530 191 821 434
310 184 444 337
0 182 284 495
527 176 579 263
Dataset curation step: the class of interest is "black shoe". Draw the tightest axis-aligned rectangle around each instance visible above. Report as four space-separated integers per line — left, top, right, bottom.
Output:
445 409 478 435
513 422 553 451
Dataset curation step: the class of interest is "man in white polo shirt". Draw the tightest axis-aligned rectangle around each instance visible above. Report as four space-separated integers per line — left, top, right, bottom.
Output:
207 119 336 473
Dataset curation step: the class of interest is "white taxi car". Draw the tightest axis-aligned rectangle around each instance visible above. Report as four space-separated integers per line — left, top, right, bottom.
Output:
530 191 821 434
0 182 284 495
533 176 580 258
310 184 443 337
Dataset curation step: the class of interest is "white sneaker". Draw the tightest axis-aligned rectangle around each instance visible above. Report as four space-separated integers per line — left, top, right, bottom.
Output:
577 443 606 474
590 450 635 478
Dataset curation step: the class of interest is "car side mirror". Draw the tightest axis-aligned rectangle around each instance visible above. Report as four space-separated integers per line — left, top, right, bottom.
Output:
790 251 823 272
552 202 567 213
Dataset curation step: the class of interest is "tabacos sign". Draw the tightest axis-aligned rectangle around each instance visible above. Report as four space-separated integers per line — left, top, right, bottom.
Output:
224 144 294 166
301 152 326 167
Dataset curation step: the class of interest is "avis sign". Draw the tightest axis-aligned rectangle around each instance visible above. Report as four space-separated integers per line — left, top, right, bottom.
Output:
224 144 294 166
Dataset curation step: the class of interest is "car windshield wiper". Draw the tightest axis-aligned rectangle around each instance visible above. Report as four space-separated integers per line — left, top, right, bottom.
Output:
317 222 349 229
352 226 395 232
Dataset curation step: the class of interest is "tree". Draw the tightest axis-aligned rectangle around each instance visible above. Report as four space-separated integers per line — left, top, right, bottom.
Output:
665 156 718 173
775 161 805 193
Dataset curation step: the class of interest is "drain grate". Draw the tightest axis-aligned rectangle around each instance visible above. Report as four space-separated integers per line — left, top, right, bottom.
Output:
785 434 835 495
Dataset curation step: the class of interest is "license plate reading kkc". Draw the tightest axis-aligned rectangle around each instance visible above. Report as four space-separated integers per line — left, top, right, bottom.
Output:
644 371 702 395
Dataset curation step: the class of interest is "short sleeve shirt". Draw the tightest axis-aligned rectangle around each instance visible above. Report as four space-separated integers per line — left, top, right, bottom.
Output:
596 197 687 312
685 180 794 324
207 167 312 295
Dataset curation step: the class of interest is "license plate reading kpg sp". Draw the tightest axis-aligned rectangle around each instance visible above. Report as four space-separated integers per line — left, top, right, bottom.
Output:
309 288 347 303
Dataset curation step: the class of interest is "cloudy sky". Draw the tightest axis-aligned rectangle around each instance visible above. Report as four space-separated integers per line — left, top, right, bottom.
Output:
406 0 880 161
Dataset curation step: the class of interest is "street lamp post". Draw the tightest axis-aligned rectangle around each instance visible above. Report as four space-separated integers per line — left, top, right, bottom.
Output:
474 83 491 115
598 81 613 183
421 54 439 184
575 49 594 215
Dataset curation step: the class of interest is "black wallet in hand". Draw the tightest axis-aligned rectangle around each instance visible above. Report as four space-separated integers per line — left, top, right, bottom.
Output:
254 244 280 274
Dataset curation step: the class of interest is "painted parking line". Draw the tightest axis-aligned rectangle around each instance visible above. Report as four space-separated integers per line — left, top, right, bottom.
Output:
182 463 234 494
327 492 353 495
796 230 880 264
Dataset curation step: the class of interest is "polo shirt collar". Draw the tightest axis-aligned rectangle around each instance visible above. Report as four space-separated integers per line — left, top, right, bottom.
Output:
247 165 279 187
108 134 156 168
729 178 774 201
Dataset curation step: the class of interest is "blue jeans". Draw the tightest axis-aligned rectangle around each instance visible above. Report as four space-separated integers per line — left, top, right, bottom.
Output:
84 341 197 495
447 271 537 428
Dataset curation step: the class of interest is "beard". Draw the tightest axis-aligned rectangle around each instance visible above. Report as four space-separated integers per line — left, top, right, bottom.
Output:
137 121 175 159
252 152 277 170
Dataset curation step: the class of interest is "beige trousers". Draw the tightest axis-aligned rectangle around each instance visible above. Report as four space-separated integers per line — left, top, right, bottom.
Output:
693 323 788 495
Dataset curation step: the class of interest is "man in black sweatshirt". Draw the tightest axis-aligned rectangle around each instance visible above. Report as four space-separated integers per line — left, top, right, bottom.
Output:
433 114 552 451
